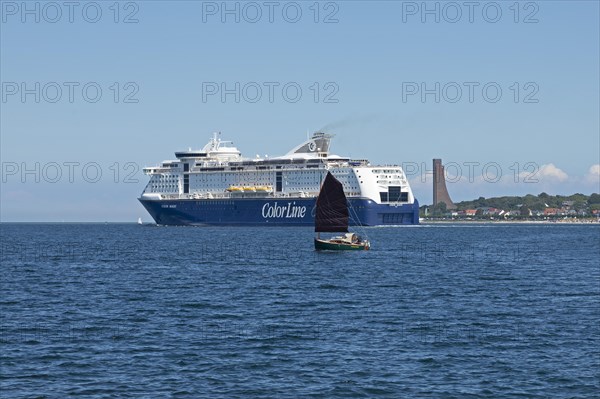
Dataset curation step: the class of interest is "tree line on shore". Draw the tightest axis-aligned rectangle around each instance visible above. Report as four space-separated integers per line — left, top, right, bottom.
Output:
421 193 600 218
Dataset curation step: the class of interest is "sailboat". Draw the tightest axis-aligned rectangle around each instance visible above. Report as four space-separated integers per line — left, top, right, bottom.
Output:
137 217 143 225
314 172 370 251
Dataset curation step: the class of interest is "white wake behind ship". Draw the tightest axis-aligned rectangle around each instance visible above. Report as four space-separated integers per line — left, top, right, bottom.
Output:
138 132 419 226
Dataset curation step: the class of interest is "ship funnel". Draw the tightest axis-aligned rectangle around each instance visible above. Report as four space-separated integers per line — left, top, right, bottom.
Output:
286 132 333 156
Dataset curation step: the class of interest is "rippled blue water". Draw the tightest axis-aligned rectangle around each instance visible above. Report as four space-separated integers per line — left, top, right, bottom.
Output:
1 223 599 398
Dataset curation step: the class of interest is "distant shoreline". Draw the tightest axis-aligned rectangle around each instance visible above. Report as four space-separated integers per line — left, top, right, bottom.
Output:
2 220 598 226
421 219 600 224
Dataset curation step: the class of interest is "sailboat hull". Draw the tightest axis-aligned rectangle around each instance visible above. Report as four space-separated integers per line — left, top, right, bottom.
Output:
314 238 370 251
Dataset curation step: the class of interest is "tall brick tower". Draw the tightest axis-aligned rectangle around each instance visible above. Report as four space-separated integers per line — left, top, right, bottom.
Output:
433 158 456 210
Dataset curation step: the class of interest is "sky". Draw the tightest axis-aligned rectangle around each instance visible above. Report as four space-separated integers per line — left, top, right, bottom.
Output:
1 0 599 221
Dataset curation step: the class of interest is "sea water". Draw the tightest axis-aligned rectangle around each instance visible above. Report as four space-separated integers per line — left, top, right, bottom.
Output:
1 223 599 398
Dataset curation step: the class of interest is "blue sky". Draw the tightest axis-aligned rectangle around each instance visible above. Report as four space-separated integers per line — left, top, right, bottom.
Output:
1 0 599 221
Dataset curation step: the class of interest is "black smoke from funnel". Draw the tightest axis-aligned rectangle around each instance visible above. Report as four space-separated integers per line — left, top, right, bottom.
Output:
317 115 378 133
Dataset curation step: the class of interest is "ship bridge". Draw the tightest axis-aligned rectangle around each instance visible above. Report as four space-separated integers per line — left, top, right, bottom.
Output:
174 132 241 163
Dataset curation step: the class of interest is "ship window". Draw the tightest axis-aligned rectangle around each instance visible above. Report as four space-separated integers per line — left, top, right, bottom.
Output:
388 186 403 202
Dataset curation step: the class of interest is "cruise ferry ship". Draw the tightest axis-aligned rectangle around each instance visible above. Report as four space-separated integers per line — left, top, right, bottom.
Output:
139 132 419 226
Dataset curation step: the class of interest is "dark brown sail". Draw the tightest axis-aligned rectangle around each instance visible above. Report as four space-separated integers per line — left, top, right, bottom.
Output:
315 172 349 233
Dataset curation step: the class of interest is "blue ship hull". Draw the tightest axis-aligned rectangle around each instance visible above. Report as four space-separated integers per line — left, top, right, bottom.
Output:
139 197 420 226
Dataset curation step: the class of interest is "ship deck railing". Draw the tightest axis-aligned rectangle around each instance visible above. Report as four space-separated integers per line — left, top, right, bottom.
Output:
159 192 321 200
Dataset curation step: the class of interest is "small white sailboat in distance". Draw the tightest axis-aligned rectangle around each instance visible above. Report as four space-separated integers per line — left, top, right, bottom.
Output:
137 217 143 225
